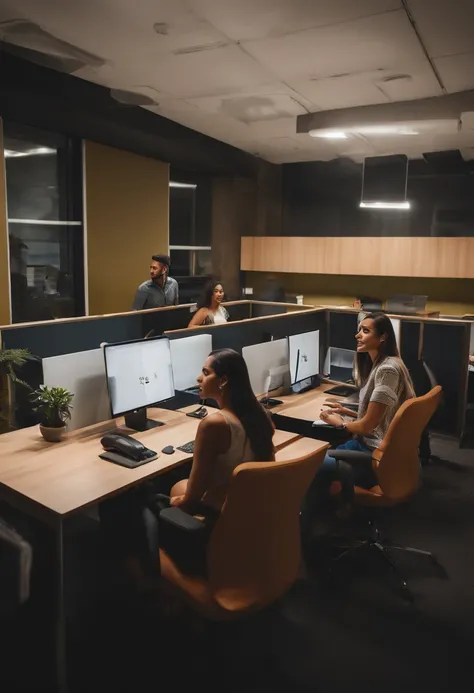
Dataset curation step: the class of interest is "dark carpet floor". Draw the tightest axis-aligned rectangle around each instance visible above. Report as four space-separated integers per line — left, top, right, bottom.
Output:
2 432 474 693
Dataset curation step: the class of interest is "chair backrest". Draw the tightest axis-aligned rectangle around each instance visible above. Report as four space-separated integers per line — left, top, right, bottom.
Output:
206 446 327 613
375 386 442 500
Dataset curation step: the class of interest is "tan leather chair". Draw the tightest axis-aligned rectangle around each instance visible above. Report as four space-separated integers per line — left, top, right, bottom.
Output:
158 444 328 620
329 386 443 601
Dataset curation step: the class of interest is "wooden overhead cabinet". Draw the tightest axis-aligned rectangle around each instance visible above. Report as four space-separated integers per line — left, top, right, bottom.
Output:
241 236 474 279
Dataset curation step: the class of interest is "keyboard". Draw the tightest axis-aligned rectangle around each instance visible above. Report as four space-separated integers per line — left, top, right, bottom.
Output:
325 385 358 398
177 440 195 454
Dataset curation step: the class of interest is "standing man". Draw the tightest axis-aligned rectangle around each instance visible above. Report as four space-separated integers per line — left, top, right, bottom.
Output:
131 254 179 310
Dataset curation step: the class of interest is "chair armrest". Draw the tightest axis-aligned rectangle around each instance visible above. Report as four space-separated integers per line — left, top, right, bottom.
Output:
328 450 373 463
159 506 206 533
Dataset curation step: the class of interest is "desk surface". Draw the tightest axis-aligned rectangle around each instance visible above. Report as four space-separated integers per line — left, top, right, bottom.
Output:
271 383 347 423
0 407 299 518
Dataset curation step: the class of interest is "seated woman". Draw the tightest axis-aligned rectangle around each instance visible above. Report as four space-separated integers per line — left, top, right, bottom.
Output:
145 348 275 574
188 280 229 327
309 312 415 511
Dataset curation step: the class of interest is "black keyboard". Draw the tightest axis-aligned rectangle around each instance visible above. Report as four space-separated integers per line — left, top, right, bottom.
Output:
325 385 358 397
177 440 195 454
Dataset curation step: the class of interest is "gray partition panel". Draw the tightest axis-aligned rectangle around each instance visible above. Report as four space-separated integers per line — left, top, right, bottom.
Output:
422 322 470 436
1 307 194 358
329 312 358 350
167 311 327 368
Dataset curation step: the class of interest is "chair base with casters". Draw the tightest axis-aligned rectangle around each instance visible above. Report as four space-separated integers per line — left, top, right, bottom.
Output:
323 439 445 602
327 510 443 602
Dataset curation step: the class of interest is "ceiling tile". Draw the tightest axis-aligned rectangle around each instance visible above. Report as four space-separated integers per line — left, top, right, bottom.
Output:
434 52 474 94
407 0 474 58
374 63 442 100
242 11 426 81
185 93 307 123
0 0 228 57
119 44 275 98
291 72 389 110
191 0 401 41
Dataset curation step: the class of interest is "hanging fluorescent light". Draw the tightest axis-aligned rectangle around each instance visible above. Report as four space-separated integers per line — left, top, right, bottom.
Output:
169 181 197 189
360 201 411 210
310 130 348 139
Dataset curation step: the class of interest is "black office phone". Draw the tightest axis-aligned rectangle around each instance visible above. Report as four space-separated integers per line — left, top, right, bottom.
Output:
99 433 158 468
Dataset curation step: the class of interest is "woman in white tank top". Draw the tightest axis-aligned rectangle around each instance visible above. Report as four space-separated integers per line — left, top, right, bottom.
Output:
188 280 229 328
169 349 275 512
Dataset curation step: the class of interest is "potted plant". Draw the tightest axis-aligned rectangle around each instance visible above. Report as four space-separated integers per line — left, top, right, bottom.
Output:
0 348 31 433
30 385 74 442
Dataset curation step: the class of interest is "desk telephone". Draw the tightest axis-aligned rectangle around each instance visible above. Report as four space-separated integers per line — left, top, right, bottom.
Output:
99 433 158 468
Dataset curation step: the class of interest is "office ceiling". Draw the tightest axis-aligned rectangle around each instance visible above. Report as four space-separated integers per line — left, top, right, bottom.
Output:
1 0 474 164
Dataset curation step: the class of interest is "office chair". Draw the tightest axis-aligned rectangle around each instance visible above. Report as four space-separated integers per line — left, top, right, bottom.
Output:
157 445 328 620
327 386 443 602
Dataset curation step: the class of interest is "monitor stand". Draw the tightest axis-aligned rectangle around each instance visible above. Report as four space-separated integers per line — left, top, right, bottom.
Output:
292 375 320 395
124 408 165 431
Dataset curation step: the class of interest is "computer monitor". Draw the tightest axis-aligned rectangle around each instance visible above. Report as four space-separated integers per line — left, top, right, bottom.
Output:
242 338 289 397
170 333 212 392
43 348 110 431
324 347 355 383
104 336 174 431
289 330 320 392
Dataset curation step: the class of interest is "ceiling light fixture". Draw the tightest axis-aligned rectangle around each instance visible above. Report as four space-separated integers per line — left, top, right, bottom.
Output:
169 181 197 189
4 147 56 158
360 201 411 210
310 130 348 140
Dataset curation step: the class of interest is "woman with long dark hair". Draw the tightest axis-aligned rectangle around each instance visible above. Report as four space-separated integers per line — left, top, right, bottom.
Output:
188 280 229 327
309 312 415 510
168 348 275 511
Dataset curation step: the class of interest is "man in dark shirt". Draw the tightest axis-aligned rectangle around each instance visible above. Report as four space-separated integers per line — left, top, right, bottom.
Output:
131 254 179 310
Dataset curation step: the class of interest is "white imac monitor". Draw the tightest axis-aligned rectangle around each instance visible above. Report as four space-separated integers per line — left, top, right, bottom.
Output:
170 333 212 392
289 330 320 386
104 337 174 430
242 339 289 398
42 348 110 431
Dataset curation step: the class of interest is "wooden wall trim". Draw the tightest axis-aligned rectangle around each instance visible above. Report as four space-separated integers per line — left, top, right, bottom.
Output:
0 119 11 325
241 236 474 279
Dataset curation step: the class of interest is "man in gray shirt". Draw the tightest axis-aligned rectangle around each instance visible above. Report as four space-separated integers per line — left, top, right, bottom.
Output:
131 254 179 310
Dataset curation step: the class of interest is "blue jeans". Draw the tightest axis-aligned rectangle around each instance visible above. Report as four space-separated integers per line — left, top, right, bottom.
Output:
306 438 377 511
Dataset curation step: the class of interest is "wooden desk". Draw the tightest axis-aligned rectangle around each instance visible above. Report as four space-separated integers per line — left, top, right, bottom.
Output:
0 405 302 693
0 408 300 518
271 383 343 423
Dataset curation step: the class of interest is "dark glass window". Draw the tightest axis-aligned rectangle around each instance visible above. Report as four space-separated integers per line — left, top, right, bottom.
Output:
4 123 84 322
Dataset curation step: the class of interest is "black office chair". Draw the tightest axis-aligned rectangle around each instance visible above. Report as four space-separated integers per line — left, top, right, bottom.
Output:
406 358 440 465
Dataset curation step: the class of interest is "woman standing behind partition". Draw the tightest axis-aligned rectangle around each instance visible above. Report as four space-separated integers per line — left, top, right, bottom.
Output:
188 280 229 327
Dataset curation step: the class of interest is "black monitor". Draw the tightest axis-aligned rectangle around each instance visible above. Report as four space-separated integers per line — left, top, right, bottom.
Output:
103 336 174 431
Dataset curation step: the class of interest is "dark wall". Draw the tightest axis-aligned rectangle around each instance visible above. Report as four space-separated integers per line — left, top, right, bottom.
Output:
0 50 258 177
282 158 474 237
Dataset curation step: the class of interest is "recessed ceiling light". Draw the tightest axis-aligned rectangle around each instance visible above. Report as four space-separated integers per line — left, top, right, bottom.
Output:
309 130 348 139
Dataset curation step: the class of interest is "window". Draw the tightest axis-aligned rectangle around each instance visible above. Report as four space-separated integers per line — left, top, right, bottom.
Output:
169 175 211 278
4 123 84 323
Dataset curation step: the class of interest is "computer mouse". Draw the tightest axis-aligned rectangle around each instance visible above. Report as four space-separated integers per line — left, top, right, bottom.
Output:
161 445 175 455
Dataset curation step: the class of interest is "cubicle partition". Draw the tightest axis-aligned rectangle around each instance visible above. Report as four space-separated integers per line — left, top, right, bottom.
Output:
0 301 314 429
1 301 469 441
0 300 307 359
166 308 327 364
